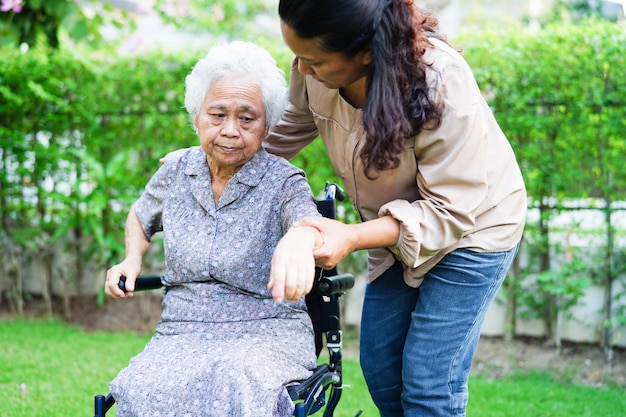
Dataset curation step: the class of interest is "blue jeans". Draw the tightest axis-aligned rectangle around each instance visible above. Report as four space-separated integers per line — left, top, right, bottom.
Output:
360 247 518 417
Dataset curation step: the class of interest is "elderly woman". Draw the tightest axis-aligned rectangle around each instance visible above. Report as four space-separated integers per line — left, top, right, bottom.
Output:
104 41 323 417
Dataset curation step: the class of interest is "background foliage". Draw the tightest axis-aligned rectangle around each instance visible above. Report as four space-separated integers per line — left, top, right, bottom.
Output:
1 0 626 351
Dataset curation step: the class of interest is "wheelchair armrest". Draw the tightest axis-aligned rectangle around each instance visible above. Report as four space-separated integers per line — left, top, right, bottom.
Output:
119 274 353 296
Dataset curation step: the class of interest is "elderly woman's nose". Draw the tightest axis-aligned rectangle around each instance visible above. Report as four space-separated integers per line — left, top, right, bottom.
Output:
221 116 240 135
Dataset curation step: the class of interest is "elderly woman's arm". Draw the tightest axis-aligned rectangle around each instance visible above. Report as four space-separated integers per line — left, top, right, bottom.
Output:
269 225 324 303
105 204 151 299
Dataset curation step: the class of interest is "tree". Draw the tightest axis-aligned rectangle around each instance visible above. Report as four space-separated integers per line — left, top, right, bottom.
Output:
0 0 278 50
0 0 130 48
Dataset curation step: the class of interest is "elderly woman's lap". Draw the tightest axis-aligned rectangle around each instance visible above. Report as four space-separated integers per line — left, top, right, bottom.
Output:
110 320 315 417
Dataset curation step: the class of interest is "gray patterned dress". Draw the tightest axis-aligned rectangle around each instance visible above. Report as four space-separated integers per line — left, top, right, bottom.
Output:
109 146 319 417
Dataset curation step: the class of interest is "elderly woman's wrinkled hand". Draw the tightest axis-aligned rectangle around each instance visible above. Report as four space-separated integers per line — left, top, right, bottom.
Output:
105 260 141 299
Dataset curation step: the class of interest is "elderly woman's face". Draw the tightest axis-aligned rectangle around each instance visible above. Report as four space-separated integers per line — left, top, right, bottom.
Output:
195 76 268 175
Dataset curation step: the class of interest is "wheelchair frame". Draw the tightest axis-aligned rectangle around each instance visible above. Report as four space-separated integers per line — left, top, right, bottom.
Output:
93 183 355 417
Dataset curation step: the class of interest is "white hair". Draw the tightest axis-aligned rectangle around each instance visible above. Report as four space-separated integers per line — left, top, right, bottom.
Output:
184 41 288 131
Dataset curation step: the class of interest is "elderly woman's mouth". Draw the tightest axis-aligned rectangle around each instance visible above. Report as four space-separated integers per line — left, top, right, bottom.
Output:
219 146 240 152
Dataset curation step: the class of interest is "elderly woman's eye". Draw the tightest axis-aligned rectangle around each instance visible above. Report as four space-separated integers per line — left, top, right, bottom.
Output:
240 116 254 123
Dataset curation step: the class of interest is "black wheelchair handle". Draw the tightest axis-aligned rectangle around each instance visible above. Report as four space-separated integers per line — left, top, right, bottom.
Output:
118 274 164 293
318 273 354 296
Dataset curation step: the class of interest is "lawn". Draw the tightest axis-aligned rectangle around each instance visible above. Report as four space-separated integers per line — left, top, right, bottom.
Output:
1 319 624 417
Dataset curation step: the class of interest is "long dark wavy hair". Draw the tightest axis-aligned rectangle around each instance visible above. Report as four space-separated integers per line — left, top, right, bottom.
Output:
279 0 447 179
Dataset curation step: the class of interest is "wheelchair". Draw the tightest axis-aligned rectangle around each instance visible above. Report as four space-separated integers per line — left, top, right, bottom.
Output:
93 183 360 417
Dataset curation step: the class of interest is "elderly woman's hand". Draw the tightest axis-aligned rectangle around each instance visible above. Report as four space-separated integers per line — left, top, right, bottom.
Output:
105 259 142 299
269 225 323 303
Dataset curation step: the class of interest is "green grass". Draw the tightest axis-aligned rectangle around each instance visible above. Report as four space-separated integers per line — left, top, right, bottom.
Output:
1 319 624 417
0 319 151 417
468 371 626 416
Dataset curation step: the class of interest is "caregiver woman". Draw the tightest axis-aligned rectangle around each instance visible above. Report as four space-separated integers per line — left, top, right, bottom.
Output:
264 0 528 416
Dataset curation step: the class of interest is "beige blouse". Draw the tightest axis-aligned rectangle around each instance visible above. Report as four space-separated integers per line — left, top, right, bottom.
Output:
264 38 527 287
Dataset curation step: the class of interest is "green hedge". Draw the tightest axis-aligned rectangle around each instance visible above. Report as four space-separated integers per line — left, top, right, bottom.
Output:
0 39 338 295
461 20 626 201
1 20 626 346
1 46 196 282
